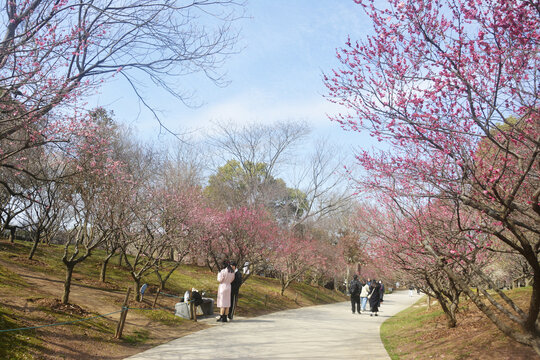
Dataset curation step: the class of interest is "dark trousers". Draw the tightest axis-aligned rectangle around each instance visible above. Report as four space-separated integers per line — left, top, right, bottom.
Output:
229 291 239 319
351 295 360 313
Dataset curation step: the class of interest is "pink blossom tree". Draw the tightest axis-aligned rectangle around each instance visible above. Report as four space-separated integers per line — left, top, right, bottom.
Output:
59 117 125 304
273 231 326 296
152 184 207 291
309 212 369 292
0 0 241 197
358 198 488 327
325 0 539 351
93 166 137 283
196 206 279 284
120 189 172 302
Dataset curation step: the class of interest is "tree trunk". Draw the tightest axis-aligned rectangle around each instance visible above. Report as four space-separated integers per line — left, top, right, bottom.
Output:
100 255 111 282
345 265 350 293
279 275 286 296
62 264 75 304
533 338 540 357
242 272 252 283
100 250 118 282
155 262 182 291
430 248 540 353
523 271 540 333
133 278 141 302
9 226 15 243
437 296 457 328
154 270 166 291
28 230 41 260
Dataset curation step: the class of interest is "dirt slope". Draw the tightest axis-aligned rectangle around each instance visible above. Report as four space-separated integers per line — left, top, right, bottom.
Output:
1 260 208 359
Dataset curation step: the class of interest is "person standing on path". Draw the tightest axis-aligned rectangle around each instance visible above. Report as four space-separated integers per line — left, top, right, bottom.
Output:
228 261 242 321
379 281 385 304
216 260 235 322
349 275 361 314
360 280 370 312
368 280 382 316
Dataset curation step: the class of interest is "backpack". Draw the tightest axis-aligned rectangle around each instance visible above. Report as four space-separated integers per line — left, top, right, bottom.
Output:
191 291 203 306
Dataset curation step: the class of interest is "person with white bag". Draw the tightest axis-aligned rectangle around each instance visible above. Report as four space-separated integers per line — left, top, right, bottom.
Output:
360 281 371 312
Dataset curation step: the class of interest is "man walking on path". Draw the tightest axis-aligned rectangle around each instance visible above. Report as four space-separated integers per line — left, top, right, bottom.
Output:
228 261 242 321
349 274 362 314
125 290 419 359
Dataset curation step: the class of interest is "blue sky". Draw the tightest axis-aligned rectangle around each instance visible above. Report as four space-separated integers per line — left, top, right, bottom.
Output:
90 0 375 154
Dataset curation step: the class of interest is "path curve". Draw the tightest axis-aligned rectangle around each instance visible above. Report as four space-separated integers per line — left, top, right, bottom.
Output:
125 290 421 359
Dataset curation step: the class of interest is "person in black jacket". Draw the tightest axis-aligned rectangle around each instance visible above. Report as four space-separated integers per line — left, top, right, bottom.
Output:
349 275 361 314
228 261 242 320
369 280 382 316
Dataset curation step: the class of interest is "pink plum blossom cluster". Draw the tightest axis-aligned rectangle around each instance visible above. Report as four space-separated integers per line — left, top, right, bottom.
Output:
326 0 539 352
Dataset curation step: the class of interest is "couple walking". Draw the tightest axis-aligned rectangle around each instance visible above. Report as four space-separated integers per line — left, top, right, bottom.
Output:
349 275 383 316
216 260 242 322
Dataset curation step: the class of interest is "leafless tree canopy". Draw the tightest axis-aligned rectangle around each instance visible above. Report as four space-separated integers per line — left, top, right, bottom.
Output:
0 0 243 193
209 120 310 178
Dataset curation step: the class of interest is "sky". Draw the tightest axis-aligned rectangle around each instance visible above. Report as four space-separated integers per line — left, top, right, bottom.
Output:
90 0 376 160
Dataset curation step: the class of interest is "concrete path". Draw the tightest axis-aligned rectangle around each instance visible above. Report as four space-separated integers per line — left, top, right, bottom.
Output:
125 290 421 360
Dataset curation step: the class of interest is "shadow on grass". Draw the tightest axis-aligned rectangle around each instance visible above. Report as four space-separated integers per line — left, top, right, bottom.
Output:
0 306 44 360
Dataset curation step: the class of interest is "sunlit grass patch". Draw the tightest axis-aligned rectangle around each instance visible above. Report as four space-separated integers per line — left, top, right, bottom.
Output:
123 329 150 344
0 304 43 360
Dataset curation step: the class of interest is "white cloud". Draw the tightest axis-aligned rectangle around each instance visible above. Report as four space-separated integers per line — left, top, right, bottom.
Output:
185 90 345 132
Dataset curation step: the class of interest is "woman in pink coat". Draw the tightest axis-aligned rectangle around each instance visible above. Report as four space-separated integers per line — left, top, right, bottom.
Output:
216 260 235 322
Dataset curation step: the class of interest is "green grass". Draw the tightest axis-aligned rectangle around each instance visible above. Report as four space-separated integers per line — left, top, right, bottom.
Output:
0 238 348 358
0 295 118 359
381 288 537 359
0 240 347 311
0 304 43 360
0 241 349 307
35 305 116 336
380 297 443 359
0 262 29 289
123 329 150 344
131 308 187 326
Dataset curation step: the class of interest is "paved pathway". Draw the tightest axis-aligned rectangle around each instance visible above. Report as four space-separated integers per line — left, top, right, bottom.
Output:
125 290 421 360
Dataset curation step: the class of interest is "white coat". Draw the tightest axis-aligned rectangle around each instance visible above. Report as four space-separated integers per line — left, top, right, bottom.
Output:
360 284 370 298
217 268 235 308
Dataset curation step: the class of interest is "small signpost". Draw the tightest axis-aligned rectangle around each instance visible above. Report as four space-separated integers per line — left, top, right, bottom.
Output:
152 288 161 309
140 283 148 301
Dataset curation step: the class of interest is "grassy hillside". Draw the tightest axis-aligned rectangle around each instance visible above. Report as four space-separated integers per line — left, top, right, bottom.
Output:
381 287 539 360
0 239 347 359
